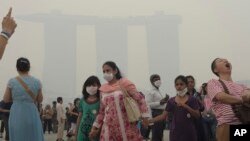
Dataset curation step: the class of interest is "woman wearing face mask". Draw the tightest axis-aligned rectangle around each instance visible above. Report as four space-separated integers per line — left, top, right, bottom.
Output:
75 76 101 141
149 75 200 141
144 74 168 141
89 61 149 141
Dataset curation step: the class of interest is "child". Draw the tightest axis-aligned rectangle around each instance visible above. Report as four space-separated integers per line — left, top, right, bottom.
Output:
149 75 200 141
75 76 101 141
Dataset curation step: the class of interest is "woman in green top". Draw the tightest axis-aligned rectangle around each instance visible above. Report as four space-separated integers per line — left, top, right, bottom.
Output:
75 76 101 141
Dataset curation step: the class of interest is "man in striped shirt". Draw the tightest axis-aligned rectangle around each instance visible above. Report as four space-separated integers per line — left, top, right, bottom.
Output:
207 58 250 141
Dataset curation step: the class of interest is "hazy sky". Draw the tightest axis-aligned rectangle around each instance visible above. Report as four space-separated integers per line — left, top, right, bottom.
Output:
1 0 250 104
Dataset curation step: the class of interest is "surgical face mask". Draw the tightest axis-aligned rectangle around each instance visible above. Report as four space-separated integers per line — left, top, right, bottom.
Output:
103 73 114 82
154 80 162 88
86 86 98 95
177 88 187 97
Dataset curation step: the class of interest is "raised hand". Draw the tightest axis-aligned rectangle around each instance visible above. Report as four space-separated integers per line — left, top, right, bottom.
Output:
160 98 168 105
2 7 17 36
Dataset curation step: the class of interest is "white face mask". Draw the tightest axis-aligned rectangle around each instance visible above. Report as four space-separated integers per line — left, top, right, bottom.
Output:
154 80 162 88
86 86 98 95
177 88 187 97
103 73 114 82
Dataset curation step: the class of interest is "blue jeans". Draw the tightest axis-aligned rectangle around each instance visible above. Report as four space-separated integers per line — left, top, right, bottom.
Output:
202 116 217 141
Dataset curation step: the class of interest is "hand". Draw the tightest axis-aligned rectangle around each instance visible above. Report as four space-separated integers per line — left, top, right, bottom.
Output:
89 127 98 139
160 99 167 105
241 89 250 103
2 8 17 35
141 118 149 128
176 101 184 106
148 118 153 124
177 102 188 109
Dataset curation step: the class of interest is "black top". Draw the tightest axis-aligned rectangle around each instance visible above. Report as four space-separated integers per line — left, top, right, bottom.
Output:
0 100 13 117
71 107 79 123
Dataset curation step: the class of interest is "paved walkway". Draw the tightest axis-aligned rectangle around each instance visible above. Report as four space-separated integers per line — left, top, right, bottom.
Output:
0 130 170 141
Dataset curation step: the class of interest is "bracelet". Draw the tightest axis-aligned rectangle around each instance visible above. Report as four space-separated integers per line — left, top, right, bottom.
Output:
1 31 11 38
0 32 9 40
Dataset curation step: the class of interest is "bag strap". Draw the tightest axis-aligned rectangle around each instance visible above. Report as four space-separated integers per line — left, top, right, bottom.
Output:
218 79 230 94
16 76 36 102
118 81 132 98
218 79 240 114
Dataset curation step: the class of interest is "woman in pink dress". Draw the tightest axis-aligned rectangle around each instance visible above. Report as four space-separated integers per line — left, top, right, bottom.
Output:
89 61 149 141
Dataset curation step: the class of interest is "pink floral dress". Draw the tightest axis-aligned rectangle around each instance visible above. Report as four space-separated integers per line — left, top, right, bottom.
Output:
93 78 149 141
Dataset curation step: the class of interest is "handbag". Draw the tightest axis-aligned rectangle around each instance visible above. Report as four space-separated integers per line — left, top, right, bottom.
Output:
119 83 141 123
219 79 250 124
16 76 36 102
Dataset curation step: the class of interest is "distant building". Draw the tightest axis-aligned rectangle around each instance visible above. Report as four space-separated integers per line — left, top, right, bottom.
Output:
18 11 181 99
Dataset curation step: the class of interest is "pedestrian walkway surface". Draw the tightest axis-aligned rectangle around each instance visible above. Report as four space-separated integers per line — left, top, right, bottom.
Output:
0 130 170 141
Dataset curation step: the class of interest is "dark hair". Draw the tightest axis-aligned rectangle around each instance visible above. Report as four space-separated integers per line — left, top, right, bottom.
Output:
16 57 30 72
186 75 197 95
82 76 101 100
52 101 57 105
186 75 195 82
174 75 188 85
201 83 208 95
150 74 160 89
57 97 63 103
150 74 160 83
103 61 122 80
73 98 80 106
211 58 219 76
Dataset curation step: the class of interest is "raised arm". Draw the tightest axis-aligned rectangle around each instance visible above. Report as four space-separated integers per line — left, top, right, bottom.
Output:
0 7 17 60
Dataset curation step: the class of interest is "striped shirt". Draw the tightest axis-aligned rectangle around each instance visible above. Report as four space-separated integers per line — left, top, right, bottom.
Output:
207 79 247 126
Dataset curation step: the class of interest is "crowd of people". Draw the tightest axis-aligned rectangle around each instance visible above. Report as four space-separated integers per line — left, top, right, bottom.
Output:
1 7 250 141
